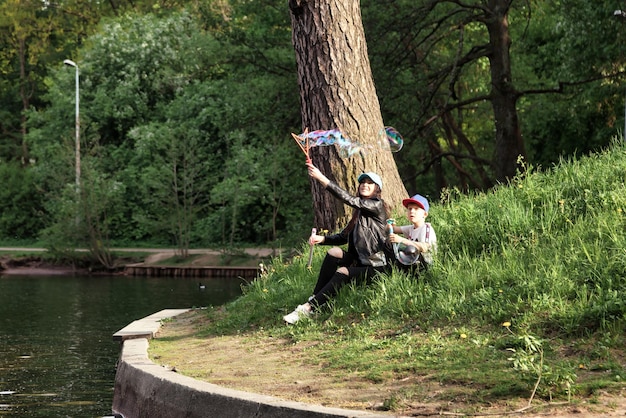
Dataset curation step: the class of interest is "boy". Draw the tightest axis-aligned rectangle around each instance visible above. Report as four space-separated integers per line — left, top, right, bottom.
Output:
388 194 437 270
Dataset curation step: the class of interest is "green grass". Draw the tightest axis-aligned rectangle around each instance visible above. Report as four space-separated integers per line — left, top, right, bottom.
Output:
167 143 626 410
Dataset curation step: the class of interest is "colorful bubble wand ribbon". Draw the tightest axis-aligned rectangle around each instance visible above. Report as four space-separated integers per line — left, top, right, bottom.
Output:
292 127 404 162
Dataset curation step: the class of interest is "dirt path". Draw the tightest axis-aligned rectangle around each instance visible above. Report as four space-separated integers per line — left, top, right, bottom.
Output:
150 310 626 418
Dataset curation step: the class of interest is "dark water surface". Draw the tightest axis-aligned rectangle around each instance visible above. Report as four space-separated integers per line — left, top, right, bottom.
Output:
0 274 244 417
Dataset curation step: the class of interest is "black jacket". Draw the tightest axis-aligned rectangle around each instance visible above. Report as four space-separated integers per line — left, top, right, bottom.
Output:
321 181 391 267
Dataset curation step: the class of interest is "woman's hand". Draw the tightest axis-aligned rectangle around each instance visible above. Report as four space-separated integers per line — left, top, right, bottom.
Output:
306 162 330 187
309 234 325 245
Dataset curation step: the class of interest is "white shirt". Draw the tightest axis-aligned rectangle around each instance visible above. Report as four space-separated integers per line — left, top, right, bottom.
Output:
399 223 437 264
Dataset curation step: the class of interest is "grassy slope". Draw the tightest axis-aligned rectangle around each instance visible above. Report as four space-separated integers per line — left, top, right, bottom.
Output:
152 144 626 414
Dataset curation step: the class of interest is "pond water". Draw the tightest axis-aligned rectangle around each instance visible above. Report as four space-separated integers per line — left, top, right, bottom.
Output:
0 274 244 417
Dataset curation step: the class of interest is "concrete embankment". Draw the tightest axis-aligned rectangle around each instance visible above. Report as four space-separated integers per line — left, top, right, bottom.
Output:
112 309 395 418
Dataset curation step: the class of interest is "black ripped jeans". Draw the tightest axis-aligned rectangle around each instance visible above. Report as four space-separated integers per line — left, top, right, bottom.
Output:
309 250 387 308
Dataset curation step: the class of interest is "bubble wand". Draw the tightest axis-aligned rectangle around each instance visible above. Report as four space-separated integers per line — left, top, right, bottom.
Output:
292 129 315 271
386 219 400 260
291 128 312 163
307 228 316 271
387 218 420 265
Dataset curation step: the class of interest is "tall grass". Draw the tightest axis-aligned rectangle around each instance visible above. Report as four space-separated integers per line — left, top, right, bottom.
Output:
434 147 626 335
233 145 625 334
192 143 626 406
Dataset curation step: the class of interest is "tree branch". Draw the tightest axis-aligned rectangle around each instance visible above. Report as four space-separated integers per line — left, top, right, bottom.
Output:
518 71 626 97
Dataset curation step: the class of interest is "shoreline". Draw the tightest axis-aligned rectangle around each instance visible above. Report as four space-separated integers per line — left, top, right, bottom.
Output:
0 255 92 276
0 247 276 276
0 266 85 276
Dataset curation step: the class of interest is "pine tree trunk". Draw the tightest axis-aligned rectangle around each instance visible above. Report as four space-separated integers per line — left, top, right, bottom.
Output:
289 0 407 231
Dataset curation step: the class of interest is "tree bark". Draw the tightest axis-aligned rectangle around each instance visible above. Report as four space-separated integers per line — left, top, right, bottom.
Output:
485 0 526 181
289 0 407 231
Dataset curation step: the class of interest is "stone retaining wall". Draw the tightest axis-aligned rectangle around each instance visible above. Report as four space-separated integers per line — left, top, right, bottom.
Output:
112 310 394 418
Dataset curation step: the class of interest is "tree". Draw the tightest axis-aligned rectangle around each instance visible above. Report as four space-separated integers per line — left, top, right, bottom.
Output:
0 162 44 239
196 0 317 246
27 12 214 253
0 0 196 165
0 0 60 163
517 0 626 165
288 0 408 231
77 159 125 269
364 0 625 195
132 127 211 258
484 0 525 180
27 7 312 250
368 0 524 188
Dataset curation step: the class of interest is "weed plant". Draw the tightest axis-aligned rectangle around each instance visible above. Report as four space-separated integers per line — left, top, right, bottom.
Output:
188 144 626 411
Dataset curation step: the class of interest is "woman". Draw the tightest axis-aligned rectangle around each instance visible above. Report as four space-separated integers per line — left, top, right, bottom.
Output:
283 162 391 324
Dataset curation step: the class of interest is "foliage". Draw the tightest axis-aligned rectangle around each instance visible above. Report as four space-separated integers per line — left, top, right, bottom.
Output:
7 0 626 255
0 0 74 162
0 0 191 163
196 0 308 246
26 8 309 255
515 0 626 167
362 0 625 195
0 162 45 239
129 81 217 256
504 327 576 401
181 145 626 409
78 158 127 268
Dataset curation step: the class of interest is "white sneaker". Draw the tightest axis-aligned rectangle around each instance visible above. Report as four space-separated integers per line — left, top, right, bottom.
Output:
283 304 311 324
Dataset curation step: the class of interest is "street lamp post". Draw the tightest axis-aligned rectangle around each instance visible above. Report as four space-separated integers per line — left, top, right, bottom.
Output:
63 59 80 192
